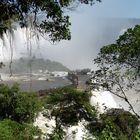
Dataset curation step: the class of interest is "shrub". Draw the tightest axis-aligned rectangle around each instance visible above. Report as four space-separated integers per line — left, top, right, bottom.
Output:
87 108 140 140
0 83 42 123
44 86 97 126
0 119 42 140
131 128 140 140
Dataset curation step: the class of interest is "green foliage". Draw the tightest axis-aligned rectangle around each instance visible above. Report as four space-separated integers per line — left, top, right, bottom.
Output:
0 0 101 41
45 88 140 140
0 84 42 123
89 24 140 118
99 25 140 74
92 24 140 86
48 127 65 140
41 87 140 140
1 57 69 73
0 119 42 140
12 93 42 122
87 109 140 140
102 109 139 133
0 84 42 139
132 128 140 140
45 86 90 105
44 86 97 129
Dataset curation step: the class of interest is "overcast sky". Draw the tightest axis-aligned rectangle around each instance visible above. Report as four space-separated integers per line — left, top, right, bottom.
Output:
0 0 140 70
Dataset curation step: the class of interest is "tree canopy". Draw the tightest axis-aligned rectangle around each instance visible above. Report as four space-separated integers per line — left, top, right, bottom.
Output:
89 25 140 118
0 0 101 42
40 86 140 139
98 25 140 74
0 83 42 123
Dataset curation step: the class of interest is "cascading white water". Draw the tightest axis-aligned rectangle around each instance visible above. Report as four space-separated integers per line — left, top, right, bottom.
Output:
0 27 42 62
90 90 118 113
90 90 140 115
34 91 120 140
34 112 93 140
34 90 140 140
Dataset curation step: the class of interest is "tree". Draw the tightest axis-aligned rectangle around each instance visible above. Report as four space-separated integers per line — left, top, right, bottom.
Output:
0 83 42 123
87 108 140 140
43 86 97 139
89 25 140 118
0 0 101 42
0 0 101 77
99 25 140 74
40 86 140 139
44 86 97 124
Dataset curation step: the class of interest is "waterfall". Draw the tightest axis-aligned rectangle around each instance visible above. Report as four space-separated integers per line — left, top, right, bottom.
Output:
90 90 118 113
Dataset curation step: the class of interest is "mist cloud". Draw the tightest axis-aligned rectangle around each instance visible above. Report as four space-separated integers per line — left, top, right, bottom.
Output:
0 18 140 70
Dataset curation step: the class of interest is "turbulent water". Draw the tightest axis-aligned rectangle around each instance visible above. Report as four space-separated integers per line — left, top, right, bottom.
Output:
91 90 140 116
90 91 118 113
34 90 140 140
1 73 140 139
0 73 71 91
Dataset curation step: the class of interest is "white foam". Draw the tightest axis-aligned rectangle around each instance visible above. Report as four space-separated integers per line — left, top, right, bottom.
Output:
34 90 140 139
90 90 118 113
34 111 56 139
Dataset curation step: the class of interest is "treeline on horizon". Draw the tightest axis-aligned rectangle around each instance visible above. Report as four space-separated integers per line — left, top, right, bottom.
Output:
0 57 70 73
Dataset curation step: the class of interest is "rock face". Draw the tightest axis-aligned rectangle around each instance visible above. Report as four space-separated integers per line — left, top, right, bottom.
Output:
67 72 78 87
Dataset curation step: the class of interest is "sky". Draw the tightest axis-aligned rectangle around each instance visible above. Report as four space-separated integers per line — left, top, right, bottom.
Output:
0 0 140 70
80 0 140 18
